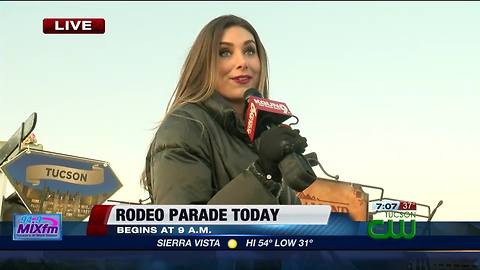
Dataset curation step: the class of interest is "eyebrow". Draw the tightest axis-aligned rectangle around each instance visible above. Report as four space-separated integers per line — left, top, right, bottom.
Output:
220 40 256 46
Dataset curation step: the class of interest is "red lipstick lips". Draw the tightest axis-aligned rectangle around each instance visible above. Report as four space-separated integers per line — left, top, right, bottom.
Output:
232 75 252 84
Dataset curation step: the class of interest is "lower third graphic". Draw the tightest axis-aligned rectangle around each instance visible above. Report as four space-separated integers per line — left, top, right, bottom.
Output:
13 214 62 240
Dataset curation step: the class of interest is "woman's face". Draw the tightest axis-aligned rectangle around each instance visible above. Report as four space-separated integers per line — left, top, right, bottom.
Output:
215 26 261 103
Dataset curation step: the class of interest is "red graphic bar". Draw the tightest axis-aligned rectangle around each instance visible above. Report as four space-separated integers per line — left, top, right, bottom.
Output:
87 205 114 236
399 201 417 211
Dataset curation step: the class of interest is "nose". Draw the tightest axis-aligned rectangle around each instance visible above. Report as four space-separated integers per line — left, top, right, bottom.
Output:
234 52 248 70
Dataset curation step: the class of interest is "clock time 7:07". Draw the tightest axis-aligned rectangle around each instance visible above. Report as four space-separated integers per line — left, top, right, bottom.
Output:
370 200 417 211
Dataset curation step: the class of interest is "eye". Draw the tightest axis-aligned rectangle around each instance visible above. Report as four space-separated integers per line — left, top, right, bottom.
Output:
244 46 257 56
219 48 231 57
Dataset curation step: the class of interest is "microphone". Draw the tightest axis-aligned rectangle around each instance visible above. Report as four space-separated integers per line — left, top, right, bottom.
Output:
242 88 317 192
243 88 293 141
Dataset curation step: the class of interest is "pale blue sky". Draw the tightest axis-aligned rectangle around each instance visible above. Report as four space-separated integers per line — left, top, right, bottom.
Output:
1 2 479 220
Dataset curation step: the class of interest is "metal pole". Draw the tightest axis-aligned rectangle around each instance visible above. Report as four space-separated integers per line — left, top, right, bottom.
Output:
0 172 6 221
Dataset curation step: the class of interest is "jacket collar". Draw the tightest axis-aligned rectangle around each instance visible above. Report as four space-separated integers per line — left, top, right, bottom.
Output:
199 92 249 141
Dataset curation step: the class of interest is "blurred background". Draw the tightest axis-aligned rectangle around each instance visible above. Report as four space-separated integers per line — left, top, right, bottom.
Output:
1 2 479 221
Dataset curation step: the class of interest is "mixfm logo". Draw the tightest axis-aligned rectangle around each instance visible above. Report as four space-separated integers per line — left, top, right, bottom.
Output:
13 214 62 241
43 18 105 34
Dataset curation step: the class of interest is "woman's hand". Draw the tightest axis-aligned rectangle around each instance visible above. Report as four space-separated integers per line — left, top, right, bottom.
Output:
254 125 308 181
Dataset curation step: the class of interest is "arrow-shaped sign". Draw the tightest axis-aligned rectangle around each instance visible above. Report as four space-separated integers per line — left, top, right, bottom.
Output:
1 149 122 221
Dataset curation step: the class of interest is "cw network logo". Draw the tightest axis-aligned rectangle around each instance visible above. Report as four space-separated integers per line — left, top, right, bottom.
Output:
367 219 416 239
13 214 62 241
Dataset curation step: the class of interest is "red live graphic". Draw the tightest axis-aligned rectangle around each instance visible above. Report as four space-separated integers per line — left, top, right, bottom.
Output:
43 18 105 34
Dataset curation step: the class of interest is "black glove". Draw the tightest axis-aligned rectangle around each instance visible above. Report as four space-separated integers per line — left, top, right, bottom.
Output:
253 125 308 182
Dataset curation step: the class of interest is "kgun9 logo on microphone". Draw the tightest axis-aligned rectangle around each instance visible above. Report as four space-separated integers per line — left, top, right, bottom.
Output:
243 88 293 141
251 98 291 114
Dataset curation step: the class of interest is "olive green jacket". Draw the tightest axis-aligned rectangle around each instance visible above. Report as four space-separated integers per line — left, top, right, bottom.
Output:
145 92 299 205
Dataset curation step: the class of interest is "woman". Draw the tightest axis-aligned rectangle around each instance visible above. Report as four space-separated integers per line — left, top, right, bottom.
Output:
143 15 310 205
